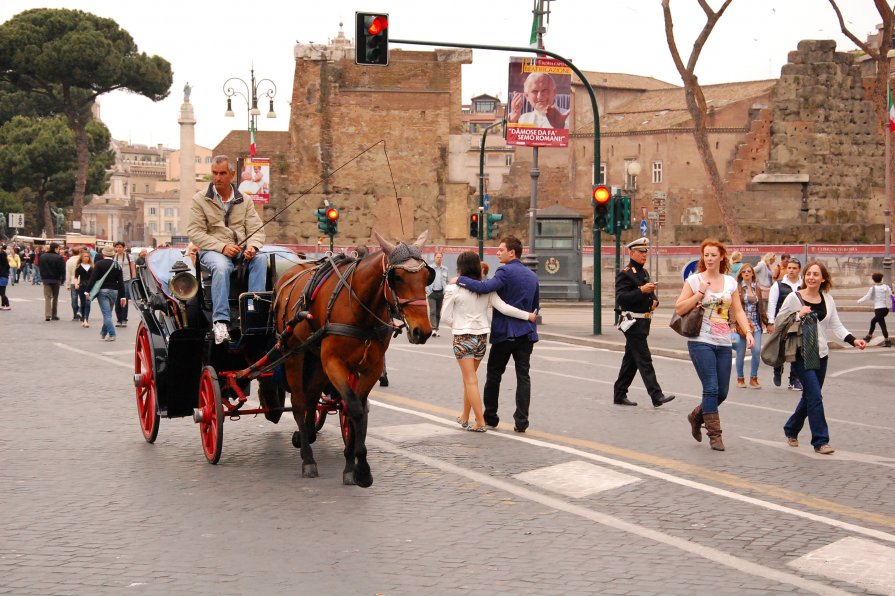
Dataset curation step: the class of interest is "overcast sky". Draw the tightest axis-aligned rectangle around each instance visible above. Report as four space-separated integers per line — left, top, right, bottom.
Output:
1 1 885 151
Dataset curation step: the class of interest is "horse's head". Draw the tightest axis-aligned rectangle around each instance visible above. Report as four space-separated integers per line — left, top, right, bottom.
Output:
374 230 434 344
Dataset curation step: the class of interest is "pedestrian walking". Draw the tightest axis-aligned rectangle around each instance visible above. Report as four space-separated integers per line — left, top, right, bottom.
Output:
454 236 539 432
676 238 754 452
86 245 126 341
772 253 791 282
112 241 135 327
612 237 675 407
6 247 19 286
732 263 767 389
858 272 892 347
753 252 775 309
0 247 11 310
442 251 537 432
426 252 449 337
31 246 43 285
767 258 803 391
37 242 65 321
729 251 743 278
73 251 94 328
778 262 866 454
21 247 33 282
65 248 81 321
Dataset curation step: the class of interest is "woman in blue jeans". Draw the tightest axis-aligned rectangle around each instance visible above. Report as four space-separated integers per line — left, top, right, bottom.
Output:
676 239 754 452
86 245 126 341
732 263 767 389
775 262 866 454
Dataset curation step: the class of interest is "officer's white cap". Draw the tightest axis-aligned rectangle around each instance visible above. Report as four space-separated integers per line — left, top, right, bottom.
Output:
626 237 650 250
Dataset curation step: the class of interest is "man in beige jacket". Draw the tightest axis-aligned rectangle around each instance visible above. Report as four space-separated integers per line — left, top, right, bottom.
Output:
187 155 266 344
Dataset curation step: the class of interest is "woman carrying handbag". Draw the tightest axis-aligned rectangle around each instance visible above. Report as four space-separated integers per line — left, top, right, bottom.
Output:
675 239 754 452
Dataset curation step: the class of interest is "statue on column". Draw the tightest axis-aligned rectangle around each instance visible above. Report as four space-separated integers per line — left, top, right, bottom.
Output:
183 82 191 102
51 206 65 233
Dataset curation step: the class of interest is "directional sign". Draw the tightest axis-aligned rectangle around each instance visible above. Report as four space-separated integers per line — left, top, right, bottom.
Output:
8 213 24 228
483 193 490 212
639 219 648 237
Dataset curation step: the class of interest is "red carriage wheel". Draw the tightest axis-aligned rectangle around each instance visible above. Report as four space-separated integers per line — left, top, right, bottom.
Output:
314 395 329 432
197 366 224 464
134 323 160 443
338 404 353 446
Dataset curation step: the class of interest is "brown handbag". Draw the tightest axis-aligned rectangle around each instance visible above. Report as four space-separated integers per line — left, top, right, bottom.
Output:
669 304 705 338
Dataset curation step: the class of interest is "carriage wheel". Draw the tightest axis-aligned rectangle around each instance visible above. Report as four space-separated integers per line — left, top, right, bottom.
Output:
314 396 328 432
134 323 160 443
197 366 224 464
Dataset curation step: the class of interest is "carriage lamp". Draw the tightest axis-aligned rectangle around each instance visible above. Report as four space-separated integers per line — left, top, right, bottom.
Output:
169 260 199 302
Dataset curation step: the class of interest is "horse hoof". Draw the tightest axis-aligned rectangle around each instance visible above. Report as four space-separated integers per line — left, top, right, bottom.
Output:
342 471 356 485
355 473 373 488
302 463 318 478
291 431 301 449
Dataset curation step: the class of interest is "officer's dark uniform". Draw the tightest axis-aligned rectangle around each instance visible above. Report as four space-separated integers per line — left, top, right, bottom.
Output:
612 244 674 407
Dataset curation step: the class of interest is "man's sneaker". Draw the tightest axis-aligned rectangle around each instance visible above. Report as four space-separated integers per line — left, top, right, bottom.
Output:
773 367 782 387
431 329 439 337
105 336 116 342
788 378 803 391
213 322 231 345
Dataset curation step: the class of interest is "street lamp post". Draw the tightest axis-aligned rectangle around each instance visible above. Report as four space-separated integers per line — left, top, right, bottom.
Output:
223 67 278 156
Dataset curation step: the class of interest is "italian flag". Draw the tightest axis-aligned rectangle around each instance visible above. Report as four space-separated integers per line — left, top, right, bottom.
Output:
249 121 257 156
529 0 539 49
889 81 895 133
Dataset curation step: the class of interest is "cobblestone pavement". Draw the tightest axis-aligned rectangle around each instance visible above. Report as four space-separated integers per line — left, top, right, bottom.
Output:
2 284 893 594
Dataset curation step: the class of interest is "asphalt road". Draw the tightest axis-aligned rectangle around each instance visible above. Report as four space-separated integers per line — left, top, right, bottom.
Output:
2 282 894 595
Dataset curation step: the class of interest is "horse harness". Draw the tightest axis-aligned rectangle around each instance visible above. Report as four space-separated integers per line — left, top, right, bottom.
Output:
237 245 432 381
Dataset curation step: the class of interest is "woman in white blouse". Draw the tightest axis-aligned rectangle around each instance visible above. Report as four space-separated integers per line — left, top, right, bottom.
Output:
776 262 866 455
441 252 536 432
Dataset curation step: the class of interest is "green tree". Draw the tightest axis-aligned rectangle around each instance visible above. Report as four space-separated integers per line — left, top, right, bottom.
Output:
0 115 113 236
0 8 172 228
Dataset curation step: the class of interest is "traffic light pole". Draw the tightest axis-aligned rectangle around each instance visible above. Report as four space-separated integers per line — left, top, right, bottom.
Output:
479 119 505 260
391 38 602 332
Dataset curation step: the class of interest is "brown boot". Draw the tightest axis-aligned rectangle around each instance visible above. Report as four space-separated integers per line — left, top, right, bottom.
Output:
703 412 725 451
749 376 761 389
736 377 746 388
687 405 704 442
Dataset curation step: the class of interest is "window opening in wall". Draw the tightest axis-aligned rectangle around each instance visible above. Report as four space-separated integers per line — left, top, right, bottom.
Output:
652 161 663 184
624 159 637 189
505 155 513 166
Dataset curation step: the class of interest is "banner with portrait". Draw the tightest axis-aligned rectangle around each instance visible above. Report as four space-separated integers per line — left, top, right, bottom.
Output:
505 57 572 148
236 157 271 204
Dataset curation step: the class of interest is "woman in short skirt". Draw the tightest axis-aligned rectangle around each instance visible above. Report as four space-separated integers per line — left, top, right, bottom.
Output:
441 251 536 432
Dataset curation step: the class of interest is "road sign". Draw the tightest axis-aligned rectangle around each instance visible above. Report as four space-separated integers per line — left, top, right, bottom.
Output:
8 213 24 228
639 219 648 237
484 193 490 212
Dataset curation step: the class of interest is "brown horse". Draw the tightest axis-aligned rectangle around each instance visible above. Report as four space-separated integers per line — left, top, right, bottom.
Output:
272 230 433 486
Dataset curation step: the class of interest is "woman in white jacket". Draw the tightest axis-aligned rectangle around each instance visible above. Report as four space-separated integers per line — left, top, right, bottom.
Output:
441 251 536 432
776 262 866 455
857 272 892 347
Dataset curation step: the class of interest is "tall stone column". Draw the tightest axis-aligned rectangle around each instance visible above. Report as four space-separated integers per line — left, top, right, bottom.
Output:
178 91 197 238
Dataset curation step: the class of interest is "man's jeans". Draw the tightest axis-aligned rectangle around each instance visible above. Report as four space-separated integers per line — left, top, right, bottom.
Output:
427 290 444 330
70 286 81 319
687 341 732 414
97 289 118 338
199 250 267 323
784 355 830 448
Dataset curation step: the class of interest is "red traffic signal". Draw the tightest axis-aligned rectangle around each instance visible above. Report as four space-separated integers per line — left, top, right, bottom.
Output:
469 213 479 238
325 207 339 222
366 15 388 35
592 185 611 205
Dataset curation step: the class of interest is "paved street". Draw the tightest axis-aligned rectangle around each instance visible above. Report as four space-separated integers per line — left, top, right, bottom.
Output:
2 282 894 595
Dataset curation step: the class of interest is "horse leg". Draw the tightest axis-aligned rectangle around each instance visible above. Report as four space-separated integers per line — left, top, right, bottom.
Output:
286 364 318 478
331 371 375 488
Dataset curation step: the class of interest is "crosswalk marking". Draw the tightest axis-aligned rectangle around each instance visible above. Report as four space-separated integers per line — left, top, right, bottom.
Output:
374 423 457 443
741 437 895 468
789 537 895 594
514 461 640 498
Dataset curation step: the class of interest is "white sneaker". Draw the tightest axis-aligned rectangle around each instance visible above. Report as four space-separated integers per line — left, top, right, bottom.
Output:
432 329 439 337
213 322 231 345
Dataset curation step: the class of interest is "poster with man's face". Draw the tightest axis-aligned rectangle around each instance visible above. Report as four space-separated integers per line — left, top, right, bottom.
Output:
236 157 271 204
506 57 572 148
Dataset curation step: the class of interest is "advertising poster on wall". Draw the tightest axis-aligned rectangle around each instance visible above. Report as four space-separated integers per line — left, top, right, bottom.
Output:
236 156 271 204
505 57 572 148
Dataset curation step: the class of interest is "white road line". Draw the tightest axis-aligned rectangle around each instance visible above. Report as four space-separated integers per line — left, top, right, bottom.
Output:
828 364 895 378
741 437 895 468
370 398 895 546
369 434 851 595
54 342 132 369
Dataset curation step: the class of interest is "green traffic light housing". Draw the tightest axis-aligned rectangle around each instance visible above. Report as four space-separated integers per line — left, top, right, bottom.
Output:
355 12 389 65
486 213 503 240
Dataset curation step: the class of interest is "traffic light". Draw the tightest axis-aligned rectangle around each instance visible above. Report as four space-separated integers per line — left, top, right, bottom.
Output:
619 195 632 231
469 213 479 238
325 206 339 236
315 207 329 234
355 12 389 65
592 185 612 230
486 213 503 240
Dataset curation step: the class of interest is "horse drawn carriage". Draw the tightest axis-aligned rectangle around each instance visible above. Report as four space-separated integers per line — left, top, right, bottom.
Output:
129 232 433 487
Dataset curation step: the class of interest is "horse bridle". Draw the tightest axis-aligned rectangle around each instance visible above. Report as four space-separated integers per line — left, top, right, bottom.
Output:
381 253 433 324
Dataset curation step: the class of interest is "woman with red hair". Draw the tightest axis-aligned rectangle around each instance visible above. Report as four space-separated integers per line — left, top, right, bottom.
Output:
675 239 754 451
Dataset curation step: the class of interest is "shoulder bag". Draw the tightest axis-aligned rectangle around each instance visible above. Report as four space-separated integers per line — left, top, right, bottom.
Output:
670 276 706 338
88 261 119 301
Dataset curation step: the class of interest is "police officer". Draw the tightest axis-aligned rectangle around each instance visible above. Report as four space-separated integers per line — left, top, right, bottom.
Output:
612 237 675 407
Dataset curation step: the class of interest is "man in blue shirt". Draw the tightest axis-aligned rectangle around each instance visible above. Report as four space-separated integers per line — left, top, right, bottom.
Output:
456 236 539 432
426 251 449 337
